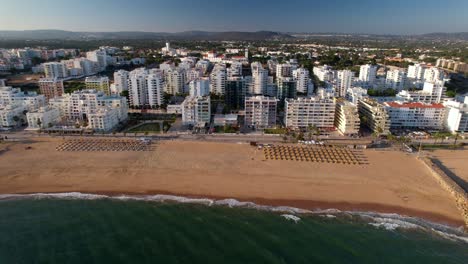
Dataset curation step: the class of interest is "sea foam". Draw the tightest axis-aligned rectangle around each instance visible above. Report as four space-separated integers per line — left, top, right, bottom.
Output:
0 192 466 243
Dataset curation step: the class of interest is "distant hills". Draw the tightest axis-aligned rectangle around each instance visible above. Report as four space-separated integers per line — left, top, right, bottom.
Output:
0 30 467 41
0 30 293 41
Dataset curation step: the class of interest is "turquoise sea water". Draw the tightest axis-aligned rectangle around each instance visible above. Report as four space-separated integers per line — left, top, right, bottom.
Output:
0 197 467 264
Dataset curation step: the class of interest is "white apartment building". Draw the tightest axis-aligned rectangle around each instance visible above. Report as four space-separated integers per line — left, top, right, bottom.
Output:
227 62 243 77
0 86 46 111
396 80 446 104
26 106 61 130
195 60 211 74
44 62 68 79
113 70 129 94
276 63 297 79
128 68 149 107
313 65 335 82
147 73 165 107
181 96 211 126
423 67 445 83
38 78 64 100
335 101 360 136
358 98 391 135
346 87 368 105
85 76 110 95
186 68 204 83
48 89 128 126
86 50 107 70
87 107 120 132
444 96 468 133
189 78 210 97
284 96 336 130
359 64 377 86
245 96 278 129
165 68 186 95
335 70 354 97
210 65 227 95
385 69 406 91
407 63 426 81
293 68 314 95
0 104 27 127
251 62 268 95
384 101 445 130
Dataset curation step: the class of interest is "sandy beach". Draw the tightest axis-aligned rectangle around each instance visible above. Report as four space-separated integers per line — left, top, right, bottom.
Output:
0 138 465 227
429 148 468 191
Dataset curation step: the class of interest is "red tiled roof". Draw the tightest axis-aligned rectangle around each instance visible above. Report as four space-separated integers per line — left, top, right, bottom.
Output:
386 102 445 109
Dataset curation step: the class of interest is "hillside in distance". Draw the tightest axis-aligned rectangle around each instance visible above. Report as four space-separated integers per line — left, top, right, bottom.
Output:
0 30 293 41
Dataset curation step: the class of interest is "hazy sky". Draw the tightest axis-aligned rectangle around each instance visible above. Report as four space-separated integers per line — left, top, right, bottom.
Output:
0 0 467 34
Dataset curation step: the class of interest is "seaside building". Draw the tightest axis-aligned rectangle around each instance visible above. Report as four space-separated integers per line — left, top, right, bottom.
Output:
358 98 391 135
181 96 211 126
0 104 27 127
244 96 278 129
384 101 445 130
443 96 468 133
334 101 360 136
87 107 120 132
0 86 46 111
85 76 110 95
284 96 336 130
38 78 64 100
48 89 128 130
26 106 61 130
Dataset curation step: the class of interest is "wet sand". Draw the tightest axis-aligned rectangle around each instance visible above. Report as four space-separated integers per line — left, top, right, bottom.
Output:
0 138 465 227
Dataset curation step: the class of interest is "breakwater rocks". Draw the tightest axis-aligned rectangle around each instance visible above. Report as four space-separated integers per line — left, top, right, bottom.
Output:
420 157 468 231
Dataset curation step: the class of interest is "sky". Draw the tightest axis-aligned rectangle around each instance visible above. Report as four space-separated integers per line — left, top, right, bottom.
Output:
0 0 467 34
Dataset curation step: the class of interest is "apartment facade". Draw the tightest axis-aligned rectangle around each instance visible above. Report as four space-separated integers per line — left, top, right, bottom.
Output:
245 96 278 129
335 101 360 136
358 98 391 135
284 96 336 130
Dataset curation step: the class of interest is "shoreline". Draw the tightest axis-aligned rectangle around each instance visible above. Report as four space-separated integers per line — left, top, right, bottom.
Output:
3 189 465 228
1 138 466 231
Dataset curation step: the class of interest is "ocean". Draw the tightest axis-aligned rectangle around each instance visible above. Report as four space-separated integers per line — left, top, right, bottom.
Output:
0 193 467 264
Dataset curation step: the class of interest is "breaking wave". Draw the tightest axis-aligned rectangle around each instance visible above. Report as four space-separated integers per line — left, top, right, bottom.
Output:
0 192 466 243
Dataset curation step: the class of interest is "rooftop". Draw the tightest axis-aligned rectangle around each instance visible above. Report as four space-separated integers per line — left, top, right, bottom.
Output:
385 101 445 109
